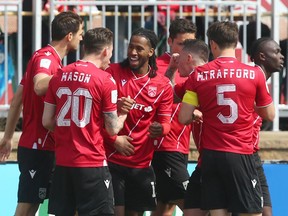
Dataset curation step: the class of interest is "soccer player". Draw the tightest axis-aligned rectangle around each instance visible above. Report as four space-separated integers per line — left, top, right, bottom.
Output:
246 38 284 216
42 27 128 216
179 21 275 216
0 11 83 216
105 27 173 216
151 18 197 216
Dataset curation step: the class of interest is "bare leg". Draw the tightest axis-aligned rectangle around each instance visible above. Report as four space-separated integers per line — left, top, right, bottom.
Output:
15 203 40 216
184 208 209 216
151 201 176 216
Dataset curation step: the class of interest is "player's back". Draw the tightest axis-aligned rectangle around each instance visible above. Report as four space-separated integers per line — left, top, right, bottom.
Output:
189 57 272 154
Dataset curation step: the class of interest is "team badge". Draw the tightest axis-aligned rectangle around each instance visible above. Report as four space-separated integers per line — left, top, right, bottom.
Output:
148 86 157 97
39 188 47 200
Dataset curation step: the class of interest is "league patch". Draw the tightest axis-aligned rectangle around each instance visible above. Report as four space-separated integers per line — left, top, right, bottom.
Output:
39 188 47 200
111 90 117 104
40 58 51 69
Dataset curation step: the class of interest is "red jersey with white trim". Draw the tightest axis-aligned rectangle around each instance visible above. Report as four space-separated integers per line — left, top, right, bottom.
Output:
18 45 62 151
184 57 273 154
45 60 117 167
105 63 173 168
155 53 191 154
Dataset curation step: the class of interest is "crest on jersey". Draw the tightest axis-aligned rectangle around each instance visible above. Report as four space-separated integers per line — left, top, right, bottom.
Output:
148 86 157 97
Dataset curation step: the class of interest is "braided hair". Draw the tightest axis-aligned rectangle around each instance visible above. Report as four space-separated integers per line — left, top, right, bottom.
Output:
120 27 159 78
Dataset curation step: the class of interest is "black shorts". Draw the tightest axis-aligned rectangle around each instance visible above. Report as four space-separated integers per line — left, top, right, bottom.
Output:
17 146 55 203
253 152 272 207
184 166 202 209
48 166 114 216
201 149 263 214
108 162 157 212
152 151 189 203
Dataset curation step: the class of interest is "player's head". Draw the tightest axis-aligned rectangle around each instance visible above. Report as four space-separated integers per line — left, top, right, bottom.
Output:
250 37 284 76
83 27 114 69
207 21 238 54
168 18 197 54
122 27 159 78
178 39 209 77
51 11 84 50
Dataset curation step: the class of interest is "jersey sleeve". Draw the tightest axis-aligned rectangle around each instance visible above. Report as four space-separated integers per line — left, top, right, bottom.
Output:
157 80 173 117
102 74 118 113
255 68 273 107
33 55 55 77
44 76 56 105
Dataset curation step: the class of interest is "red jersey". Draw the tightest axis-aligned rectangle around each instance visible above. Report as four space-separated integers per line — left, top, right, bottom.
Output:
18 45 62 151
155 53 191 154
105 63 173 168
184 57 273 154
45 60 118 167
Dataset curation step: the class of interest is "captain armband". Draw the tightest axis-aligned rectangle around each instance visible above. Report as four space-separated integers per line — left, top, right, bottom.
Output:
182 90 199 107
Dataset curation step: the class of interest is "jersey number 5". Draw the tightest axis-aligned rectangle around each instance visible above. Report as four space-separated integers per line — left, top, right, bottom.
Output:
216 84 238 124
56 87 92 128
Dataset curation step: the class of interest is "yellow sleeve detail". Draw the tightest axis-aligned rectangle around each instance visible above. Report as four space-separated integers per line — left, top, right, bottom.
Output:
182 90 199 106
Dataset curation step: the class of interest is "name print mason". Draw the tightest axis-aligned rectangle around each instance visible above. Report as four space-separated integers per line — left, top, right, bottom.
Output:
61 71 91 83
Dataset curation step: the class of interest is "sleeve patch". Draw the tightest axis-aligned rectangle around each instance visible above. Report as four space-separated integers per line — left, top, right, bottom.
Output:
40 59 51 69
111 90 117 104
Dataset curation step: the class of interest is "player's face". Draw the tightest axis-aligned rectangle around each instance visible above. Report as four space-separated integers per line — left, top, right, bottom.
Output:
262 40 284 73
178 50 192 77
101 44 113 70
168 33 195 54
69 23 84 51
127 35 153 71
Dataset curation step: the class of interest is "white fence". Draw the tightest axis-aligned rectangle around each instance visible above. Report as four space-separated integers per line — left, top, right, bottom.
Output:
0 0 287 131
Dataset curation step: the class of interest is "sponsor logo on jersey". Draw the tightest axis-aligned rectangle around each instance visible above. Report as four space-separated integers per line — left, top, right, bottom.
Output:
148 86 157 97
121 79 127 86
131 103 153 112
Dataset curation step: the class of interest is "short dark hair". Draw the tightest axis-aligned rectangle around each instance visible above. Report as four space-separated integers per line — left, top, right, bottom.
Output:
207 21 238 49
169 18 197 40
182 39 209 63
51 11 83 41
83 28 113 55
250 37 274 62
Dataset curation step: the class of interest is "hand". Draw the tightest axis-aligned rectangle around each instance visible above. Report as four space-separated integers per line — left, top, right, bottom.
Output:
148 121 163 138
114 135 135 156
168 53 180 71
0 138 12 162
117 96 135 115
193 109 203 123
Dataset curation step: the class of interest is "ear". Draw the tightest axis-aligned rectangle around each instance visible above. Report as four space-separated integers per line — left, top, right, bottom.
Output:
168 37 173 47
67 32 73 42
148 47 154 58
259 52 265 61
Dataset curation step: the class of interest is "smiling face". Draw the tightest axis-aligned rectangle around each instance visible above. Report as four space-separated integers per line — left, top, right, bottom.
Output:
127 35 154 74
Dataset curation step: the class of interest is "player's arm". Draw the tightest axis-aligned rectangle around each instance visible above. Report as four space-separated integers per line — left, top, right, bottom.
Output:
33 73 53 96
103 111 127 136
42 102 56 131
255 103 275 122
165 53 180 86
0 85 23 161
178 90 198 125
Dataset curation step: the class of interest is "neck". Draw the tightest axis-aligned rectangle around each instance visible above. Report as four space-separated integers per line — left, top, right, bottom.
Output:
50 40 69 59
82 55 101 68
214 48 236 58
